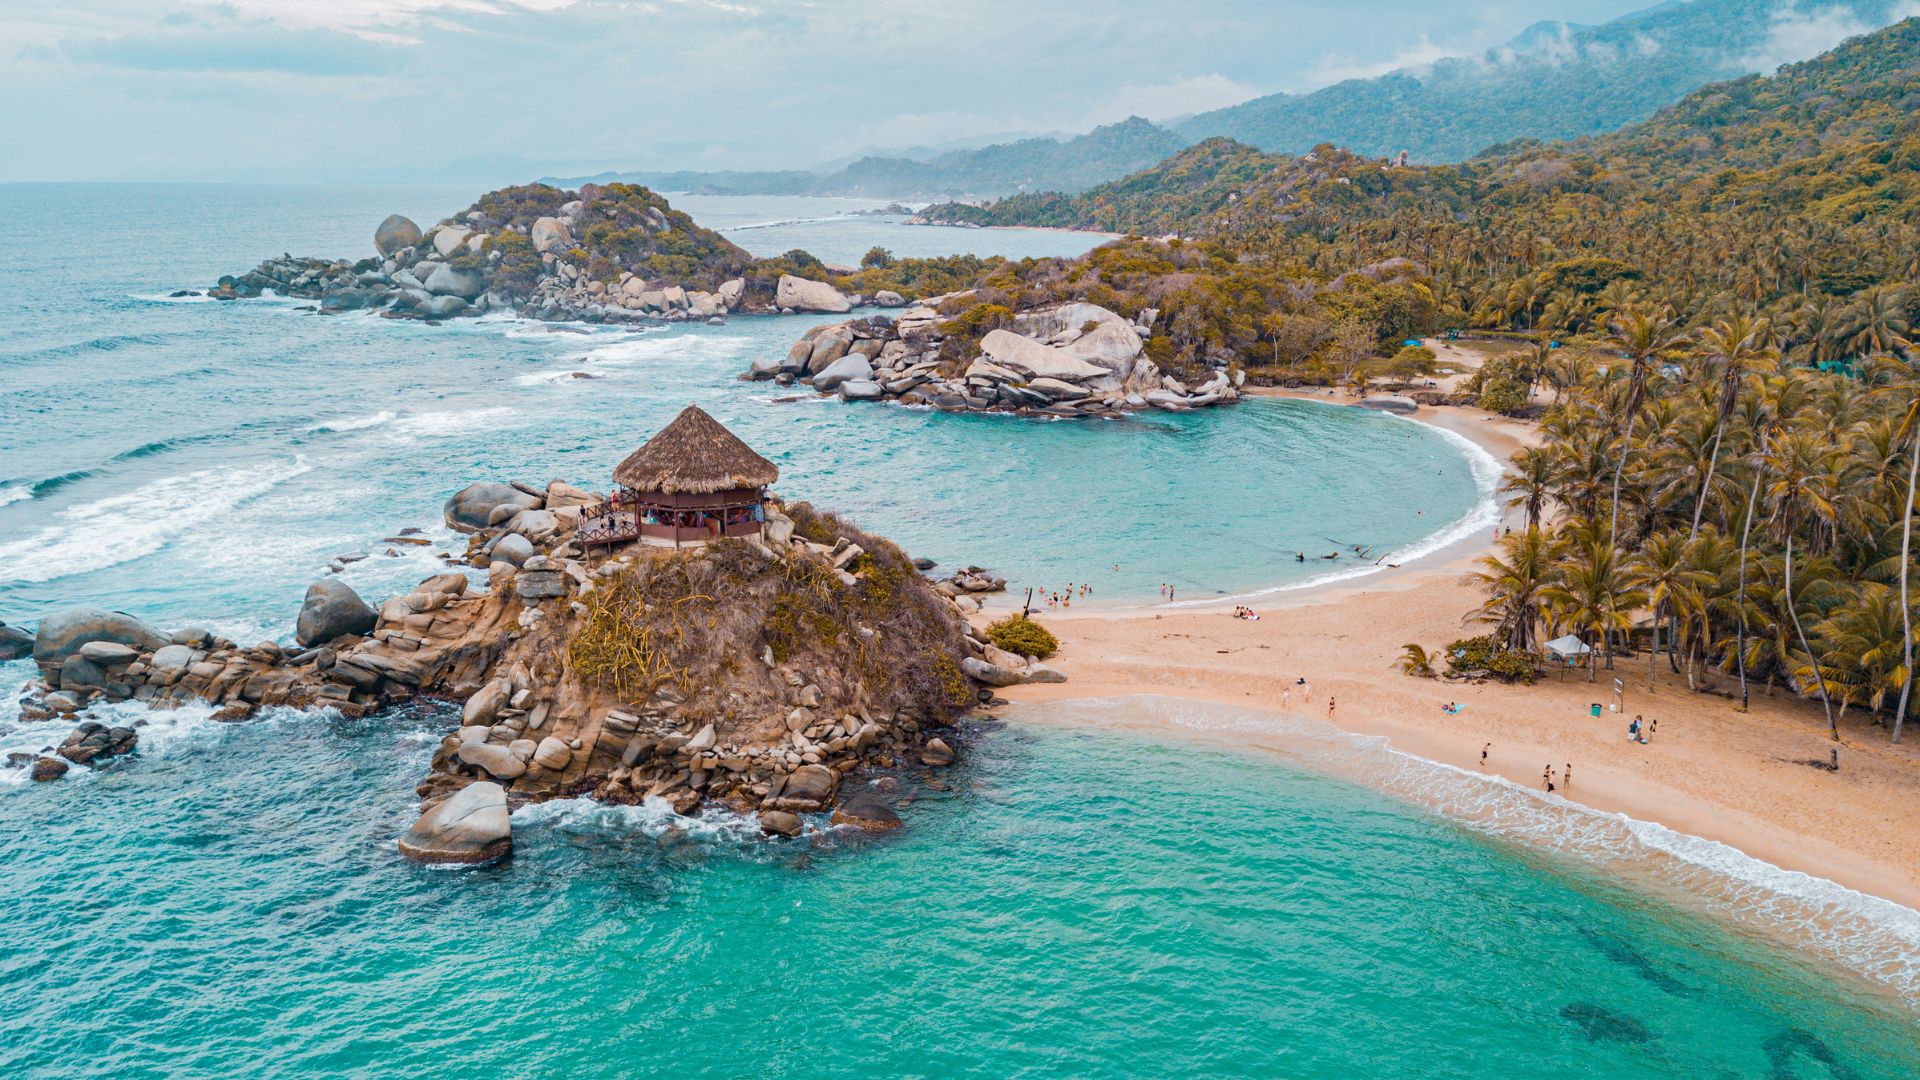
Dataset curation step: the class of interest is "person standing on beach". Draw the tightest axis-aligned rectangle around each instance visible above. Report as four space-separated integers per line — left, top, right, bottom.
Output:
1327 696 1336 720
1281 685 1292 709
1543 766 1555 793
1647 720 1658 743
1563 763 1572 790
1480 743 1490 768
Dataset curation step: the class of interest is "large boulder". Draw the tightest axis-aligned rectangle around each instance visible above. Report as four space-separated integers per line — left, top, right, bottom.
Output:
811 354 873 393
444 482 542 533
295 580 377 646
530 216 573 255
961 655 1028 687
717 278 746 309
372 214 422 255
764 763 839 812
489 532 534 568
978 329 1109 382
423 263 487 300
831 791 903 830
431 226 473 258
374 214 422 256
1013 302 1144 385
396 781 511 865
0 621 31 661
31 609 169 673
1356 394 1420 414
776 275 852 314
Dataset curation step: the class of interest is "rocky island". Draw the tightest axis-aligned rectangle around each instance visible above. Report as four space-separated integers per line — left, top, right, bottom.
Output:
751 298 1241 416
204 183 876 324
4 408 1065 862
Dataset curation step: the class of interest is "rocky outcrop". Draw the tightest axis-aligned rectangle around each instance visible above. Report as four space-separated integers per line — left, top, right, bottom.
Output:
748 299 1241 417
31 608 170 678
7 478 1014 857
444 482 542 533
206 188 759 326
775 275 853 314
396 781 511 865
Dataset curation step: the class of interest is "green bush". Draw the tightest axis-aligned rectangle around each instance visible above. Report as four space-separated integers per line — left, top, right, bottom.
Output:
1479 377 1527 415
1445 636 1535 682
986 616 1058 659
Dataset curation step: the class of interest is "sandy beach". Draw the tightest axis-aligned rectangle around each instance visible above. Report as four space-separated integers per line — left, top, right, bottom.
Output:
994 388 1920 913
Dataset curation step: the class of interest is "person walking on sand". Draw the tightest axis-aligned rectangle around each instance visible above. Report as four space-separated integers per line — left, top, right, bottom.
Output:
1327 696 1336 720
1543 765 1555 793
1299 677 1311 705
1281 685 1292 709
1563 763 1572 791
1480 743 1490 768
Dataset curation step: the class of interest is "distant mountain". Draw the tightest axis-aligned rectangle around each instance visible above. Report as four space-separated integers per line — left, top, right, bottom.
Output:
925 14 1920 243
1176 0 1914 162
547 118 1191 200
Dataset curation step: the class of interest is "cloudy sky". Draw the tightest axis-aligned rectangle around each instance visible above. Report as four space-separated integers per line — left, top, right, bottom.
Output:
0 0 1710 183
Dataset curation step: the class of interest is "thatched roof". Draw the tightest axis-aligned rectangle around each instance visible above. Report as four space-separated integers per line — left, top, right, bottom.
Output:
612 405 778 494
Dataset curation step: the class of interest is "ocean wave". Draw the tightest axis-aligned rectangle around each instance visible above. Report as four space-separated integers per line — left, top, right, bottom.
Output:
1036 695 1920 1006
304 410 396 434
512 369 602 387
0 457 314 585
0 484 31 508
513 793 769 845
129 291 214 304
386 407 518 439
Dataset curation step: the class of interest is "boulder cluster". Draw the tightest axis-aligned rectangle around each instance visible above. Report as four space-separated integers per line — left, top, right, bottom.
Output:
748 299 1242 416
6 475 1047 866
204 209 760 326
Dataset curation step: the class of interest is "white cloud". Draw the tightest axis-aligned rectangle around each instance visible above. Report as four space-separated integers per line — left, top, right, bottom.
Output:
1300 34 1456 88
1083 73 1260 124
1738 0 1920 73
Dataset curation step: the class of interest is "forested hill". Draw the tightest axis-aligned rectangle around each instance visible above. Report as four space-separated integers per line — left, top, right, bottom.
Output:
552 118 1189 200
1175 0 1913 162
926 16 1920 247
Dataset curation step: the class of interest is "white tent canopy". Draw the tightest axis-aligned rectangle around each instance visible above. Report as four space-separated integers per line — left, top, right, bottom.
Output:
1544 634 1593 660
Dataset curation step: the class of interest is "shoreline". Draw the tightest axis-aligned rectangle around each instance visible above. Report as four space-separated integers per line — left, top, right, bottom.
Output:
991 394 1920 918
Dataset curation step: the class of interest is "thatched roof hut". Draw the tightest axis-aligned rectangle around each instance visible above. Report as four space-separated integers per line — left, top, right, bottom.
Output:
612 404 778 495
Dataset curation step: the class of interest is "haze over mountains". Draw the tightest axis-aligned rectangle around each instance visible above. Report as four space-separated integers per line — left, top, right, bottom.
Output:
563 0 1915 200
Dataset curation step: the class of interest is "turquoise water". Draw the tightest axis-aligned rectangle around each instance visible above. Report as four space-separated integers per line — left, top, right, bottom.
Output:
2 184 1915 1074
2 699 1916 1077
0 184 1487 633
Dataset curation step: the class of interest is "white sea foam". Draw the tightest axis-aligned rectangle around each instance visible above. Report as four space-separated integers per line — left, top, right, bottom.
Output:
513 368 603 387
304 410 396 434
513 793 769 845
386 407 518 439
1041 695 1920 1006
129 291 215 304
0 457 313 585
0 484 31 508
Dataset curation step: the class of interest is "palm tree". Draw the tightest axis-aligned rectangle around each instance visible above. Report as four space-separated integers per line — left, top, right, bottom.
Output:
1633 530 1712 690
1540 525 1644 681
1473 527 1554 653
1805 583 1909 723
1501 447 1559 531
1865 351 1920 742
1605 307 1688 545
1688 314 1777 538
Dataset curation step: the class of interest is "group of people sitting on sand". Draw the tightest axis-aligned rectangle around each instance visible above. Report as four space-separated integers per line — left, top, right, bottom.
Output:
1231 606 1260 621
1627 714 1657 744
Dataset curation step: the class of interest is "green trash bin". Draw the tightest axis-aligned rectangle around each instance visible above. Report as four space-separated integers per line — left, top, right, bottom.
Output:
1590 703 1602 718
